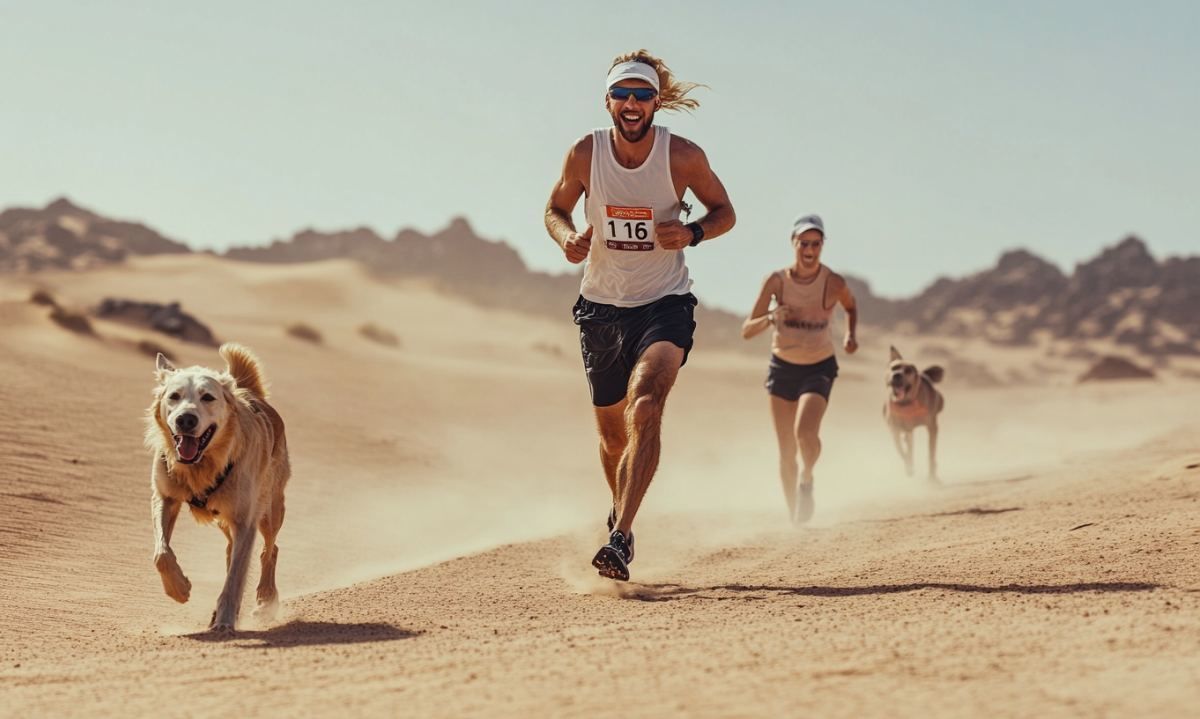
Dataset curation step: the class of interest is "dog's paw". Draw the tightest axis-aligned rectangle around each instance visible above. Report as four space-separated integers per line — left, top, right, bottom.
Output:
208 612 236 634
252 598 280 621
165 575 192 604
154 552 192 604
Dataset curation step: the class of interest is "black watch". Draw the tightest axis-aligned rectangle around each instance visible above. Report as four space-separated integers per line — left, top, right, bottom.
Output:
686 222 705 247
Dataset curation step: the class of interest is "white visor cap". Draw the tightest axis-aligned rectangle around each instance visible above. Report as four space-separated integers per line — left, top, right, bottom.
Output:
606 61 660 91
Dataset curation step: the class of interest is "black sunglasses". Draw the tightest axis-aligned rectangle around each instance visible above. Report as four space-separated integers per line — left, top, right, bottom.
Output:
608 87 658 102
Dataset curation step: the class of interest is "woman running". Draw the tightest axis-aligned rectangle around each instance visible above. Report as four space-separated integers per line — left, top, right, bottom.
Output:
742 214 858 524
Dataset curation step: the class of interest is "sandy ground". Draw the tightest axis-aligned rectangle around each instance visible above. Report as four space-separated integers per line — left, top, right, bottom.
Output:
1 255 1198 717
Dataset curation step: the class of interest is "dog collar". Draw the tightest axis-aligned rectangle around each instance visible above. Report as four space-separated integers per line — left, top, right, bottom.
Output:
163 454 234 509
189 463 233 510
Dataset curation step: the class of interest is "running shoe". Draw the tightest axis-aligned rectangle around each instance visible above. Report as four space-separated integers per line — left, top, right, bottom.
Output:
606 508 634 563
793 482 815 525
592 529 634 581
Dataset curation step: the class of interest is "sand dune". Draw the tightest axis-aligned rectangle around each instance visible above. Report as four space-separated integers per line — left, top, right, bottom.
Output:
1 256 1198 717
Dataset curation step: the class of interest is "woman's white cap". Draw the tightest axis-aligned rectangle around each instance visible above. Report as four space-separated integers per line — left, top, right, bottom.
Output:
792 214 825 237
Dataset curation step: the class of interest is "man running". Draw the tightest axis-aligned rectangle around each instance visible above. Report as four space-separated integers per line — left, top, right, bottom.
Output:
544 50 736 581
742 214 858 524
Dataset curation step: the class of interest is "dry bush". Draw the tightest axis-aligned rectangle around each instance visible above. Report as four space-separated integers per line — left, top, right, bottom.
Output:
358 323 402 348
1079 356 1155 382
29 289 58 307
286 322 323 344
49 307 95 335
95 298 218 346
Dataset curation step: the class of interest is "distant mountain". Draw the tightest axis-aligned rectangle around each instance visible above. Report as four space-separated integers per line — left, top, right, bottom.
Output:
0 198 189 271
226 217 745 350
225 226 389 264
851 236 1200 355
226 216 581 316
1041 237 1198 355
3 198 1197 356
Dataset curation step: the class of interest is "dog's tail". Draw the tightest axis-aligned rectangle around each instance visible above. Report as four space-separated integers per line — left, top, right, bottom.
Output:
220 343 269 399
922 365 945 383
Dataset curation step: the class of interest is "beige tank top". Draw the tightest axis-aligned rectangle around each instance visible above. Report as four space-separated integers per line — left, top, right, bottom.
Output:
771 265 836 365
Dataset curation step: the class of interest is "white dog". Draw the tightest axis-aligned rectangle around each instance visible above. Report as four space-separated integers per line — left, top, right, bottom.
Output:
145 343 290 631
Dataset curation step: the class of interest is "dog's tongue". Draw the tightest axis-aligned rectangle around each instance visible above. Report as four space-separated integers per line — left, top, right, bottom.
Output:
176 435 200 462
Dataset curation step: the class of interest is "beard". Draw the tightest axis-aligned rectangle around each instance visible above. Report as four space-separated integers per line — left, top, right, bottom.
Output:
611 108 655 143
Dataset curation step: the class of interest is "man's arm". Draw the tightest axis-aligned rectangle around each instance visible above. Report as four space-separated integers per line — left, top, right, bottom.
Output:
544 135 594 264
657 136 736 250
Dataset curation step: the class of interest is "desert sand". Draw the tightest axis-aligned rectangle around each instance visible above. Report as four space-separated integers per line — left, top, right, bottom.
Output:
1 255 1198 717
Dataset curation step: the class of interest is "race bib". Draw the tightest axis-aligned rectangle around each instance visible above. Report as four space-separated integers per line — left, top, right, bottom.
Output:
604 205 654 251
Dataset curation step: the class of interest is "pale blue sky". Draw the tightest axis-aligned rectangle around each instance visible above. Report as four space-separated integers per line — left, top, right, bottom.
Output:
4 1 1197 311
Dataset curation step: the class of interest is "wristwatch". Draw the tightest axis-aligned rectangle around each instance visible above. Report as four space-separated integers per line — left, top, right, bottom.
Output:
686 222 705 247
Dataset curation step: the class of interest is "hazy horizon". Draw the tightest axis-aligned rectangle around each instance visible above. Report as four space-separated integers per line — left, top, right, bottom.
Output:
4 190 1189 303
4 1 1197 311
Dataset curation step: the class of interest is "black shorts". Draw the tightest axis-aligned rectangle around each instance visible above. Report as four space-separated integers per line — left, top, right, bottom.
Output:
573 293 698 407
765 354 838 402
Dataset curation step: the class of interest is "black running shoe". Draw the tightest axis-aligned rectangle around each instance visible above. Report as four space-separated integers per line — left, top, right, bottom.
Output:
606 508 634 563
793 482 815 525
592 529 633 581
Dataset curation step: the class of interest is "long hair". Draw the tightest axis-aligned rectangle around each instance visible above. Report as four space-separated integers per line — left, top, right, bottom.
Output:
610 50 705 112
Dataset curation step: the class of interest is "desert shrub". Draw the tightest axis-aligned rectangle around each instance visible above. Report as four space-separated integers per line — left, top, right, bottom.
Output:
358 323 401 348
49 307 95 335
286 322 323 344
95 298 218 345
29 289 58 307
1079 356 1155 382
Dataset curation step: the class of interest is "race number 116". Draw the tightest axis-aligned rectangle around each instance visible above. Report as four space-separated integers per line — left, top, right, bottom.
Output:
604 205 654 251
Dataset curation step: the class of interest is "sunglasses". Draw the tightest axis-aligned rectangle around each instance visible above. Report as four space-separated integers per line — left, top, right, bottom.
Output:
608 87 658 102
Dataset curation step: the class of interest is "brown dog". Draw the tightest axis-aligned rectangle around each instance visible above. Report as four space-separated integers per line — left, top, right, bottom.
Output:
882 346 945 483
145 343 290 631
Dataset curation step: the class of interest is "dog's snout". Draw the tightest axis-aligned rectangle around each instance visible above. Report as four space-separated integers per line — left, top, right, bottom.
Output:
890 374 905 388
176 412 198 433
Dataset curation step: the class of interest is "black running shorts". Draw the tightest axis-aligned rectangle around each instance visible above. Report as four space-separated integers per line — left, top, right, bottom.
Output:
765 354 838 402
572 293 698 408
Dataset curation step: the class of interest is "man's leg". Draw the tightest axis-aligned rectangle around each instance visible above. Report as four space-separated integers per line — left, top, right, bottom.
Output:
612 341 684 534
769 395 801 519
594 402 628 501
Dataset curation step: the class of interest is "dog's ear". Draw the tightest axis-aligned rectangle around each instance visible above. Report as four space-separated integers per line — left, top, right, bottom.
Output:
155 353 177 382
889 346 903 362
218 374 238 395
923 366 945 383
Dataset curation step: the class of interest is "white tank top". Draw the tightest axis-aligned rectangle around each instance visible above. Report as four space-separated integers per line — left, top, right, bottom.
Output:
771 265 836 365
581 126 692 307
